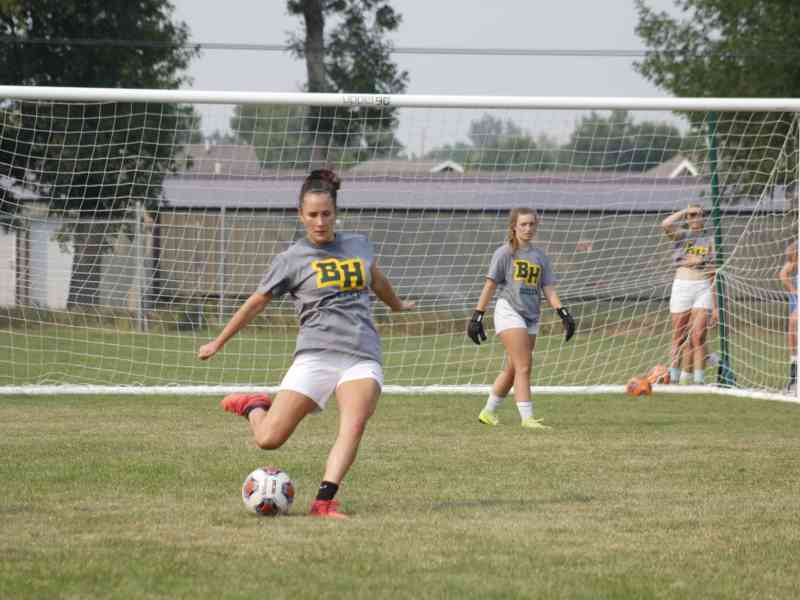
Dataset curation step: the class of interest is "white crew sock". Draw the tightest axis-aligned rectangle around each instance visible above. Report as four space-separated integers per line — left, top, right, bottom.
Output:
669 367 681 383
679 371 692 384
516 401 533 420
693 369 705 384
483 393 505 413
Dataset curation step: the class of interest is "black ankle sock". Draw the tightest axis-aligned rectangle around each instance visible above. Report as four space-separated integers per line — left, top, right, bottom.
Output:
243 403 268 418
316 480 339 501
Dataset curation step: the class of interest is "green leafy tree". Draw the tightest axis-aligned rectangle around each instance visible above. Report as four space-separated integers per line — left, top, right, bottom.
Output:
0 0 198 306
285 0 408 165
464 114 549 171
635 0 800 196
0 104 28 229
231 104 309 168
563 110 686 171
467 114 505 149
425 112 687 173
423 142 479 166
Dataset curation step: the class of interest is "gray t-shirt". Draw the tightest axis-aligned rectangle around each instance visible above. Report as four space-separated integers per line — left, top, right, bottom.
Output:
257 233 381 363
487 243 556 325
672 230 714 269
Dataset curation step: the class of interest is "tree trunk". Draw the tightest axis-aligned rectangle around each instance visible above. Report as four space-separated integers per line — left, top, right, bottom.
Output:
302 0 328 167
67 219 111 308
302 0 326 94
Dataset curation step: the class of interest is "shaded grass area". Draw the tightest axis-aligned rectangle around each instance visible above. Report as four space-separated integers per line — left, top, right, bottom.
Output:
1 393 799 599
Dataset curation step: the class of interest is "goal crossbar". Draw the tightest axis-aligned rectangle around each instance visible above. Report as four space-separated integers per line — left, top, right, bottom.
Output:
1 85 800 112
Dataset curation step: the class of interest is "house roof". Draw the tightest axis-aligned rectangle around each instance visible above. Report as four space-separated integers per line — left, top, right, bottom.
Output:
173 143 262 178
161 174 732 211
7 144 787 212
645 154 700 178
161 148 784 211
346 159 466 177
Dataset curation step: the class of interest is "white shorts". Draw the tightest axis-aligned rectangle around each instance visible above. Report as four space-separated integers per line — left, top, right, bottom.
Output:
494 298 540 336
669 278 712 313
279 351 384 411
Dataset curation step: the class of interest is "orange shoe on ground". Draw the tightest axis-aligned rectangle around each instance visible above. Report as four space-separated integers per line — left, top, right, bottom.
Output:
309 499 348 519
220 392 272 417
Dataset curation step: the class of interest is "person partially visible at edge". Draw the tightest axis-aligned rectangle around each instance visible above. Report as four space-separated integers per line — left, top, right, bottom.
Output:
198 169 415 519
779 239 798 392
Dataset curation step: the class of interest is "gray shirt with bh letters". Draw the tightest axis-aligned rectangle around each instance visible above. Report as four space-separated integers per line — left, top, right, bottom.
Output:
257 233 381 363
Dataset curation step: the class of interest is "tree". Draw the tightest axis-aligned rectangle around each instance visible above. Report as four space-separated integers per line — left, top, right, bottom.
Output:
231 104 309 168
425 114 548 171
563 110 687 171
467 114 523 149
231 102 403 169
0 0 199 306
0 103 28 230
635 0 800 196
424 142 479 166
424 112 687 173
285 0 408 165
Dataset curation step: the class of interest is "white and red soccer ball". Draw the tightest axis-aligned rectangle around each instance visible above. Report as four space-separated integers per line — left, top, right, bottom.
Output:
241 466 295 516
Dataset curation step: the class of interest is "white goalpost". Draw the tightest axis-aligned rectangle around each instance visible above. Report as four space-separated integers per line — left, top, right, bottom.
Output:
0 86 798 402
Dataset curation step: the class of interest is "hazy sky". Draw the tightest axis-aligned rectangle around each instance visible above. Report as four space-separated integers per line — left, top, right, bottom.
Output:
170 0 683 153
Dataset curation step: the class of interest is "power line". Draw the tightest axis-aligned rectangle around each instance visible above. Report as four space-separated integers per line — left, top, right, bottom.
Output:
0 36 652 57
0 36 791 60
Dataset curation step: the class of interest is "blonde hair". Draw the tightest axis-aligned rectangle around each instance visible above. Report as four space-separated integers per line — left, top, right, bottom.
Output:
507 207 539 252
685 203 705 217
684 203 706 231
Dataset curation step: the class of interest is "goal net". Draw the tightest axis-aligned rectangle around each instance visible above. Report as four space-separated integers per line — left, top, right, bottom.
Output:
0 87 797 400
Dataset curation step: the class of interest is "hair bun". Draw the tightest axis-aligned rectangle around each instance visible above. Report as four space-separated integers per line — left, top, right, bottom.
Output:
308 168 341 192
329 174 341 192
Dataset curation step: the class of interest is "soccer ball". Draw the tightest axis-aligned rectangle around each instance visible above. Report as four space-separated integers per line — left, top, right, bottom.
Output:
626 376 652 397
241 467 295 516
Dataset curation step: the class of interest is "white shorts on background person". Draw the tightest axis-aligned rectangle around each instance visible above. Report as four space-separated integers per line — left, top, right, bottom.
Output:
669 278 712 313
494 297 540 336
279 351 384 411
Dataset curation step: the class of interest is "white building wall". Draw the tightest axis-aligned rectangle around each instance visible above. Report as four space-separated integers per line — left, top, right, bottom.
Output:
28 219 71 309
0 229 15 306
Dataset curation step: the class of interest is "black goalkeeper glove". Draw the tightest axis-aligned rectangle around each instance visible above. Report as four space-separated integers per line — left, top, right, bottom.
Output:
467 310 487 345
556 307 576 342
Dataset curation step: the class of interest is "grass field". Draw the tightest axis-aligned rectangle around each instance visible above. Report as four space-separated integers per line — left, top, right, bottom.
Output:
0 320 791 390
2 392 800 599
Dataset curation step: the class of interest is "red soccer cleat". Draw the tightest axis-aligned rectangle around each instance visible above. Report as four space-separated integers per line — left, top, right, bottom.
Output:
220 392 272 417
309 499 348 519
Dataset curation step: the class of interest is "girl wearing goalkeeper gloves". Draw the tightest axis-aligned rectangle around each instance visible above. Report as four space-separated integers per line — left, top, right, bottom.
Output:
198 169 414 519
661 204 718 385
467 207 575 429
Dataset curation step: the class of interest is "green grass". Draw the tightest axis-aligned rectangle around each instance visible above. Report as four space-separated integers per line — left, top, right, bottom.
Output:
2 295 796 390
1 321 793 390
2 393 799 599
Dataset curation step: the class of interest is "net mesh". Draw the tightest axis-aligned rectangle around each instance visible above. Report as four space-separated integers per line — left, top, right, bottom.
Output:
0 95 797 396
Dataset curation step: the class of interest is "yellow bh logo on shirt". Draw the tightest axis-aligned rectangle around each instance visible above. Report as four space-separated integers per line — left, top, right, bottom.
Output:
513 260 541 286
684 241 709 257
312 258 366 291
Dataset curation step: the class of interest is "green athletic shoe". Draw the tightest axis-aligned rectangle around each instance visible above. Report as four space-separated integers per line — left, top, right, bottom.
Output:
521 416 551 430
478 409 499 426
